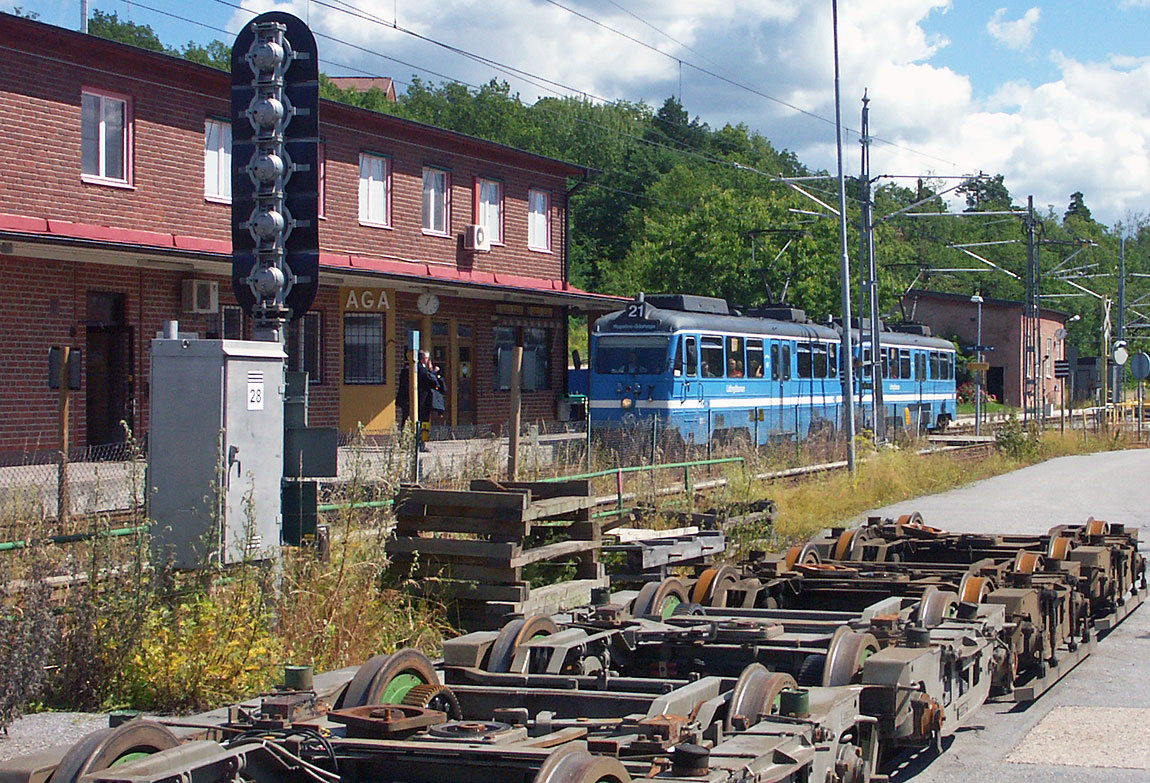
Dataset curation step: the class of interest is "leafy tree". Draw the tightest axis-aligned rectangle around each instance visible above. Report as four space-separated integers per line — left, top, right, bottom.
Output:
10 6 38 19
88 9 167 52
180 40 232 70
1064 191 1093 224
957 174 1013 212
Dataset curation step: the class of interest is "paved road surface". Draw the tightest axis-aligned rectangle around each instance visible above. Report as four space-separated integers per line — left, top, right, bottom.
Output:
868 448 1150 781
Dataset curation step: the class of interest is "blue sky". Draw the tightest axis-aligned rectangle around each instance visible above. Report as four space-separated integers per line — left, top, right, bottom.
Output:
20 1 1150 226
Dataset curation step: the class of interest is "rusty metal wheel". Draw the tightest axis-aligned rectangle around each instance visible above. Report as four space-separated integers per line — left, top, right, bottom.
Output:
1085 517 1110 537
959 574 993 604
691 565 739 606
823 627 880 687
51 721 179 783
632 577 689 619
916 586 959 628
895 512 924 528
784 542 822 571
725 663 796 732
1047 536 1074 560
1013 551 1044 574
401 683 463 720
487 614 560 673
534 745 631 783
341 648 440 708
833 529 857 561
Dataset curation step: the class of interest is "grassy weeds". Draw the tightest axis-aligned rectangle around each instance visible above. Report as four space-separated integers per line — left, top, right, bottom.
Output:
733 427 1141 553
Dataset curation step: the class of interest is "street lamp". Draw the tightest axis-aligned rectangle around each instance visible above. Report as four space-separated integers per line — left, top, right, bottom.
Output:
971 295 984 436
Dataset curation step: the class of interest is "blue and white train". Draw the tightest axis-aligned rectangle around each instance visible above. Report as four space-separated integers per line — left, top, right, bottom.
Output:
589 294 956 444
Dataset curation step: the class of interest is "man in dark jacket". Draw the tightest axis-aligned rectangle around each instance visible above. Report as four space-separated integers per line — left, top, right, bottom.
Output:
416 350 440 422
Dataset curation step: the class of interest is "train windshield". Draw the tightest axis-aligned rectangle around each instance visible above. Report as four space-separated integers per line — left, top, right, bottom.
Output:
595 335 671 375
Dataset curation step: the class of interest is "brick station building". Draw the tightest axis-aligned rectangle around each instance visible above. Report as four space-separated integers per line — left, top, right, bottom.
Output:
901 289 1069 409
0 13 620 453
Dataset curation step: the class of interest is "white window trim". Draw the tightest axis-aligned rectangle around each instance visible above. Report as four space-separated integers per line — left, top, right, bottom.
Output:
476 177 504 245
422 166 451 237
80 88 133 187
204 118 232 204
358 152 392 228
528 188 551 252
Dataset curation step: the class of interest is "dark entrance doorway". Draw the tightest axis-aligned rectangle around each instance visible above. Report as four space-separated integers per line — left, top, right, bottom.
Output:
987 366 1005 405
86 291 134 447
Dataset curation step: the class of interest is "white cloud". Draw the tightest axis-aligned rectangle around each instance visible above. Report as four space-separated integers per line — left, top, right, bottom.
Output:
986 7 1041 51
1119 0 1150 9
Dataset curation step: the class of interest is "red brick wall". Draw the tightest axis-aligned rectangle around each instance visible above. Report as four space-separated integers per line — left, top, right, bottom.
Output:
0 16 572 278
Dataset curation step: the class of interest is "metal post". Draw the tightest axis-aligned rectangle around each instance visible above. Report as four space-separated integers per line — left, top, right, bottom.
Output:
1117 239 1126 404
859 93 883 443
57 345 71 524
832 0 857 475
408 346 419 483
973 295 983 437
507 344 524 480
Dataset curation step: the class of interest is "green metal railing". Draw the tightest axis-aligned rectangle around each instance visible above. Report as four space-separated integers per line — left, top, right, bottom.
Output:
0 524 146 552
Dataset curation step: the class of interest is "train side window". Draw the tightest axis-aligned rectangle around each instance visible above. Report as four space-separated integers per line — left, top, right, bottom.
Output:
812 343 827 377
945 353 954 379
770 343 780 380
726 336 745 377
700 336 724 378
797 343 812 378
929 351 940 379
900 349 912 379
829 344 838 378
914 352 925 380
782 343 792 381
861 347 871 379
747 339 765 378
680 336 697 377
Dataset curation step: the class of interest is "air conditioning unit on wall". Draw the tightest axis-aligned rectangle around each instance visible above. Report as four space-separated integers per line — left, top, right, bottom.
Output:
463 224 491 252
182 279 219 314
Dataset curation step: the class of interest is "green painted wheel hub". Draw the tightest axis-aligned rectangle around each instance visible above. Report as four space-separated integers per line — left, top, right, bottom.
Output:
381 672 426 704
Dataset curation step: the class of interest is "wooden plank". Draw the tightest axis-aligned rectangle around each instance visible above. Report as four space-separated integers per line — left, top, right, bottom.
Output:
390 558 521 584
509 538 600 568
395 488 529 511
610 525 700 543
394 513 530 538
522 494 597 521
386 537 520 560
470 479 592 499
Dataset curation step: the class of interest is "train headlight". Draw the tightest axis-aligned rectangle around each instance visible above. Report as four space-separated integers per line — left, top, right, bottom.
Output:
620 396 634 410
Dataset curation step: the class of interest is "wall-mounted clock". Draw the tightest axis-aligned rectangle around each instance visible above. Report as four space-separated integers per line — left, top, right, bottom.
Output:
417 292 440 315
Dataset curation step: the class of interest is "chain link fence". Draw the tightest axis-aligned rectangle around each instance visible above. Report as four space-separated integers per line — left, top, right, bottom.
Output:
0 418 856 529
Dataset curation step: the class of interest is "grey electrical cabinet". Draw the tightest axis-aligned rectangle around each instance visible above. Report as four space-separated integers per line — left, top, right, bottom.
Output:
149 338 285 569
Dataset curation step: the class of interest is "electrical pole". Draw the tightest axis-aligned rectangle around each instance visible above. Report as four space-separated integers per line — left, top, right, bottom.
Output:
832 0 856 475
858 93 883 443
1023 196 1041 424
1117 238 1126 404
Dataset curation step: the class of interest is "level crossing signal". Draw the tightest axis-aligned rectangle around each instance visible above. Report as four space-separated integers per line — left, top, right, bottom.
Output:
230 12 320 325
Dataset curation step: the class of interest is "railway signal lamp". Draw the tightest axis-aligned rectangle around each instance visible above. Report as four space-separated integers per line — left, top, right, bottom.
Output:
231 12 320 340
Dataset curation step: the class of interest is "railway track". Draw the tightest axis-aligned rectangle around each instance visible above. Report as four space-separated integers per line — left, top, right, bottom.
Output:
10 508 1143 783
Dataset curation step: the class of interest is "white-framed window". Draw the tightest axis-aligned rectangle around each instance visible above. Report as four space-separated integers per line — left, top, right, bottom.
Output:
204 118 231 202
358 152 391 226
422 167 450 235
476 178 502 244
81 89 130 184
528 188 550 251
